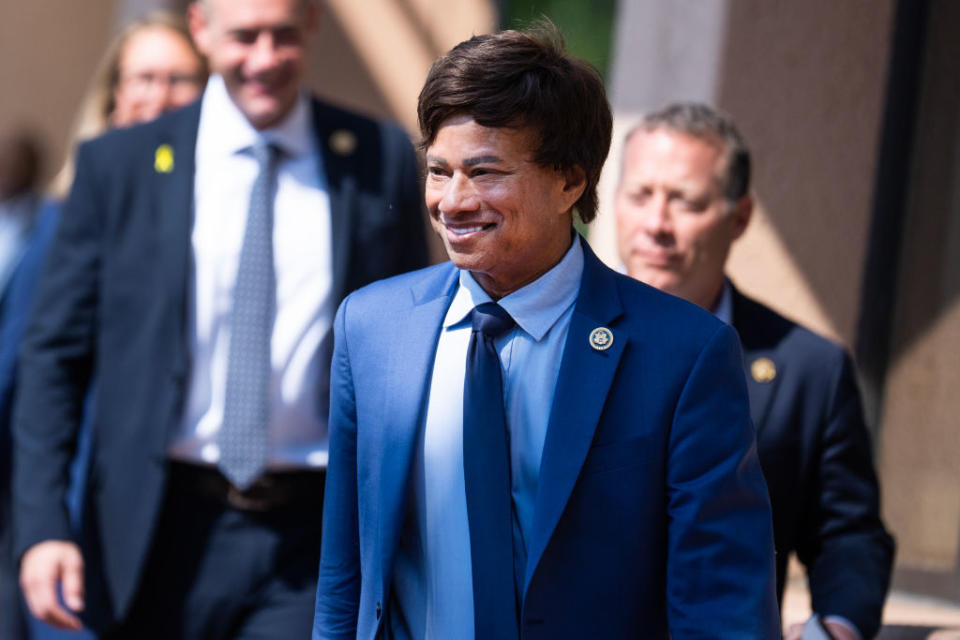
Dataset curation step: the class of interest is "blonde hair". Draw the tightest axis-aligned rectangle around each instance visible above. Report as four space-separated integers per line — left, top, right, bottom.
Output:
48 11 207 198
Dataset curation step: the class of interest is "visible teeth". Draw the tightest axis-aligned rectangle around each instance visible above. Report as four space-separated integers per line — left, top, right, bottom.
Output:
448 225 485 235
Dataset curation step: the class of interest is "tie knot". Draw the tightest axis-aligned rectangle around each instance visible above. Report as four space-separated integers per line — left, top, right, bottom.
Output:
471 303 515 338
251 141 280 168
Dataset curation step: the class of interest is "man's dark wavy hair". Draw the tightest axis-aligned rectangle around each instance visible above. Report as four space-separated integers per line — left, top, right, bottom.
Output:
417 22 613 224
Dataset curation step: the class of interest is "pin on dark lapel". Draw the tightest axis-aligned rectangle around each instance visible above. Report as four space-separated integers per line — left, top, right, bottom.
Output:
329 129 357 156
589 327 613 352
751 357 776 383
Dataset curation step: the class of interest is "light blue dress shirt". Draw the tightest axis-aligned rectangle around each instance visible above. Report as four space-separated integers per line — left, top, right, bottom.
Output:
390 237 584 640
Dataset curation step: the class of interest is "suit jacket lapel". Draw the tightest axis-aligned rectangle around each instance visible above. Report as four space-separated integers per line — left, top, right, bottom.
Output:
154 103 201 382
376 265 459 593
311 100 355 305
731 286 782 434
524 241 626 593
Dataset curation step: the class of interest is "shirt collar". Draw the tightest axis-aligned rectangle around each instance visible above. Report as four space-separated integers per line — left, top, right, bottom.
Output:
712 279 734 325
0 192 36 222
443 235 584 342
196 74 314 159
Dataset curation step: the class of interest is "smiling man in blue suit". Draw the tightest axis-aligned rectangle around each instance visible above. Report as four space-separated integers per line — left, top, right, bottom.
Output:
314 26 780 640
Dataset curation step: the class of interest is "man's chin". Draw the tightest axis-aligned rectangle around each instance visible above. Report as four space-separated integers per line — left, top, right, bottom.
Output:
628 266 677 290
237 95 295 130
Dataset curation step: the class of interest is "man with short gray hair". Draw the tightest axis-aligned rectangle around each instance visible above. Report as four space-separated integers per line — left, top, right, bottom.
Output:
616 102 894 640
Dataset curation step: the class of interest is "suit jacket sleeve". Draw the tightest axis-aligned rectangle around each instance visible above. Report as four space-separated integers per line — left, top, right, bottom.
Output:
0 203 60 476
666 323 781 638
12 143 100 559
800 353 894 639
314 297 361 640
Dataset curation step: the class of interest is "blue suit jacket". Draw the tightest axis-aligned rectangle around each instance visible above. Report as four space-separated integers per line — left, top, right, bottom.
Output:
732 287 894 638
12 97 429 631
1 202 97 640
315 240 781 639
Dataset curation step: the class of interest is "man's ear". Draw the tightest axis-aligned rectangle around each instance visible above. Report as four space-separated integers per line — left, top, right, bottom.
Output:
730 193 753 240
560 165 587 211
187 2 212 56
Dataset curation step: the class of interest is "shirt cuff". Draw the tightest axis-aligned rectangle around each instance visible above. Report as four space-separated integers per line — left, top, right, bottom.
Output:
820 614 863 640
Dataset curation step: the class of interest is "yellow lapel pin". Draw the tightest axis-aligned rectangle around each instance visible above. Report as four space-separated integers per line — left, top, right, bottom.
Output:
154 144 174 173
329 129 357 157
751 357 777 383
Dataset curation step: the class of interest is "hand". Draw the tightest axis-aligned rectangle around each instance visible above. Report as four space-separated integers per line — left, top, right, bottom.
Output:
822 621 859 640
786 618 860 640
20 540 85 630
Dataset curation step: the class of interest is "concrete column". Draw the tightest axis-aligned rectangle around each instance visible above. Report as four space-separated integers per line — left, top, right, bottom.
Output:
878 0 960 593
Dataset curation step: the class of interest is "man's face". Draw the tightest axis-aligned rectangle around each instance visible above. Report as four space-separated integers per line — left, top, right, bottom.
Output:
112 26 205 128
425 114 584 299
615 128 750 310
189 0 317 130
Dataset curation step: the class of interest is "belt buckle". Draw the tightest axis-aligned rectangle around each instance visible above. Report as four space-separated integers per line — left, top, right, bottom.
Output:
226 483 272 511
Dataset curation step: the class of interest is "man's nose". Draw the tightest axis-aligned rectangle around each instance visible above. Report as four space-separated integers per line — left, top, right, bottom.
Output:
156 81 177 112
248 32 280 72
641 195 672 236
439 174 480 215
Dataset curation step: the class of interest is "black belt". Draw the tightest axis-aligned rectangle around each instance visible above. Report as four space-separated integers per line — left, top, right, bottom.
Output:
167 461 325 512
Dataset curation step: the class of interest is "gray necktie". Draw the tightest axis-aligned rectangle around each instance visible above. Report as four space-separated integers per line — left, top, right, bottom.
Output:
219 142 278 489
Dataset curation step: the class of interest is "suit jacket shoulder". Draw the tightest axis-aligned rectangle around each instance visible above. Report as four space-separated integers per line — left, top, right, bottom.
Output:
731 285 894 639
733 289 849 397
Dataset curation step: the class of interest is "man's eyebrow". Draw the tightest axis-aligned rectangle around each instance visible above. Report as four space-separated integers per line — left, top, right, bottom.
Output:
464 155 502 167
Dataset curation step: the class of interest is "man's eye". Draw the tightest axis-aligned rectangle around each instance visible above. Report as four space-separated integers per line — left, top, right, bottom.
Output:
231 30 258 44
680 199 708 212
274 27 301 46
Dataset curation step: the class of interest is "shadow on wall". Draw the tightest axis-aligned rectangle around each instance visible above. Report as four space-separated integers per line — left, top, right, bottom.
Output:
880 0 960 382
715 0 896 345
306 8 393 123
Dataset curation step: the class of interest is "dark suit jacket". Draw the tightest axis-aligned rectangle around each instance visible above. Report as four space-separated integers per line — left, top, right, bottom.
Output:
732 286 894 638
1 196 47 640
12 97 428 630
315 239 780 639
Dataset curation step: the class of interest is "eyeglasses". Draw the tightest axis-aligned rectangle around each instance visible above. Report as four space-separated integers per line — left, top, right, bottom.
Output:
118 71 204 94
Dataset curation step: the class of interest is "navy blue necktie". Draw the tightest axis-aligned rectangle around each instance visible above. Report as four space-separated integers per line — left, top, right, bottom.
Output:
463 302 520 640
219 142 278 490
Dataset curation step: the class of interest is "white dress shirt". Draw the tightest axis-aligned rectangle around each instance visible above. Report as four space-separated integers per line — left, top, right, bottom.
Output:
168 75 334 469
0 193 36 294
390 237 584 639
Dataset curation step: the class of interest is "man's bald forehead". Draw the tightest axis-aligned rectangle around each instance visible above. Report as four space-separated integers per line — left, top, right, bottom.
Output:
198 0 315 17
200 0 314 8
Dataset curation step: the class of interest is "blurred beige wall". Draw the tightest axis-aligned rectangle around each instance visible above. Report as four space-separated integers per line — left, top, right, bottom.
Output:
0 1 118 187
315 0 496 135
878 0 960 591
0 0 496 193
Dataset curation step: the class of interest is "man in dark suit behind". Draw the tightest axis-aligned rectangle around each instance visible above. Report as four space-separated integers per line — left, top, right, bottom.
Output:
315 27 779 639
13 0 427 637
615 102 895 640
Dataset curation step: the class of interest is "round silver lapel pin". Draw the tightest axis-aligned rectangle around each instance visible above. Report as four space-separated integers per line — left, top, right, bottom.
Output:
589 327 613 351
